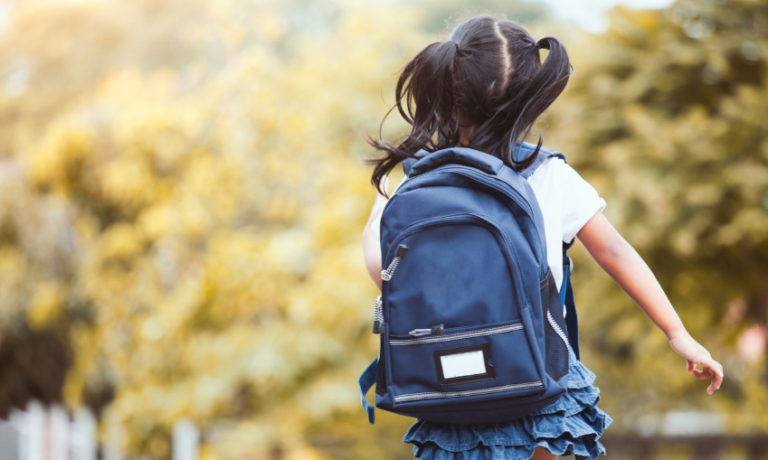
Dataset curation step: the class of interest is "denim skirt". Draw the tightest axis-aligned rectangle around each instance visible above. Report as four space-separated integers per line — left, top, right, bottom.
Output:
402 350 613 459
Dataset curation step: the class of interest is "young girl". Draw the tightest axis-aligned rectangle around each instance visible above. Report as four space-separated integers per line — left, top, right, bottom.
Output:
361 16 723 460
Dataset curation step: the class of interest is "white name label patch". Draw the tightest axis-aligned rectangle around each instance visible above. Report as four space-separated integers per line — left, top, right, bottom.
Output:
440 350 487 379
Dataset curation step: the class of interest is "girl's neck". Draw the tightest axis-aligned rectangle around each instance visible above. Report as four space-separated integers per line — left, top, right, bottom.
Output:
458 124 476 147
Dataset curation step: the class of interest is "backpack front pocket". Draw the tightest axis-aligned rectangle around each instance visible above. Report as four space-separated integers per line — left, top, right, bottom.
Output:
382 212 532 336
387 320 544 406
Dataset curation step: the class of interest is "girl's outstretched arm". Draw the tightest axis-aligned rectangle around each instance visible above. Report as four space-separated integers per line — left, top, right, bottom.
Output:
577 212 724 394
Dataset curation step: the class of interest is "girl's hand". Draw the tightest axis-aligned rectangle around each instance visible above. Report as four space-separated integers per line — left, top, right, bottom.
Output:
667 331 724 395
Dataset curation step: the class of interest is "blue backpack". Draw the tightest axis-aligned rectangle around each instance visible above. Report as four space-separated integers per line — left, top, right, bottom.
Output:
358 142 580 425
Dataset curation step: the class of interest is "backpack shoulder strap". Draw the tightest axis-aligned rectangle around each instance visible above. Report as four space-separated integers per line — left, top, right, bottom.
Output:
358 358 378 424
560 239 580 360
519 143 566 179
512 142 579 358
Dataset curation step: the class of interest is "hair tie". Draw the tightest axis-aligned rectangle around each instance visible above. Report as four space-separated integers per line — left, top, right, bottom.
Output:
446 40 466 58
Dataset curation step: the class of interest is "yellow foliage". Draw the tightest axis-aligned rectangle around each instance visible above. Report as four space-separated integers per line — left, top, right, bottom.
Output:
26 281 65 329
27 123 97 194
284 446 330 460
99 223 145 261
0 246 28 327
100 156 161 211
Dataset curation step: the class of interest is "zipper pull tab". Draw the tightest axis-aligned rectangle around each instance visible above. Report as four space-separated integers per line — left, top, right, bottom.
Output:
381 244 409 282
409 323 444 337
408 328 432 337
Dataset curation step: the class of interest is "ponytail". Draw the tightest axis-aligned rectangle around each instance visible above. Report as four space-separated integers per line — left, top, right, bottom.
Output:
472 33 572 168
366 40 461 197
508 36 571 161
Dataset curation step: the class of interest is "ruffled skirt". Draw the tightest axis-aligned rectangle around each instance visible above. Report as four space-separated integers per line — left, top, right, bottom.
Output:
403 350 612 459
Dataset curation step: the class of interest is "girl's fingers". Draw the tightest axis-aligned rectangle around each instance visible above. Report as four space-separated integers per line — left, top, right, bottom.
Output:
707 379 720 395
692 370 709 380
707 360 724 394
692 359 724 394
692 366 710 377
674 337 724 394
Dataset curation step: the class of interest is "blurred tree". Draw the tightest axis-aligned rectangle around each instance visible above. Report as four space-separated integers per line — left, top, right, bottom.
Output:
547 0 768 431
1 0 424 458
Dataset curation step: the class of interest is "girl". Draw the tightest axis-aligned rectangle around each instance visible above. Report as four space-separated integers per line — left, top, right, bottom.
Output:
361 16 723 460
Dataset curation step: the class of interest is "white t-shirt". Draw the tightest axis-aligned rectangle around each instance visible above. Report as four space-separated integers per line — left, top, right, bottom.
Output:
526 157 606 291
381 157 606 292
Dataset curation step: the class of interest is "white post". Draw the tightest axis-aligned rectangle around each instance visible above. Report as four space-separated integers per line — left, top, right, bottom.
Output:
4 409 24 460
49 405 70 460
22 400 45 460
70 408 96 460
172 419 199 460
103 421 123 460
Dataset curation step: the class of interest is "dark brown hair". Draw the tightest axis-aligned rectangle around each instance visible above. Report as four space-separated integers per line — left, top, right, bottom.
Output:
366 16 572 196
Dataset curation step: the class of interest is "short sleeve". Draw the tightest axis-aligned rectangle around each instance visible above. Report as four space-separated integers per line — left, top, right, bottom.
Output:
554 160 606 244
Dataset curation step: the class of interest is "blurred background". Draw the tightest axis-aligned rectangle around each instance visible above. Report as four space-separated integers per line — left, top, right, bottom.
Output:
0 0 766 458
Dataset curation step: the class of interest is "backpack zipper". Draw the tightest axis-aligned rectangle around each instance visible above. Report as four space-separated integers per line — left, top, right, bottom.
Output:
393 380 544 403
408 323 444 337
372 295 383 334
392 322 523 346
380 244 409 282
546 309 572 351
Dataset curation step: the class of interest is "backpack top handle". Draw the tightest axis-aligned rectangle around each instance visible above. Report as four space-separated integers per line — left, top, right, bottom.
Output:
408 147 504 176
